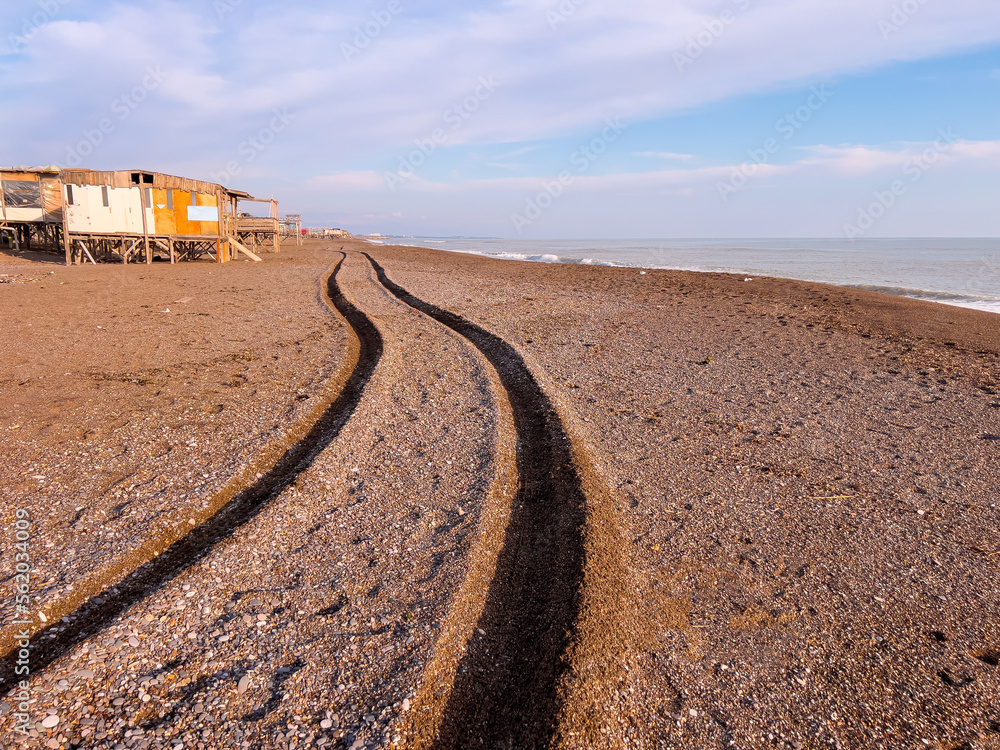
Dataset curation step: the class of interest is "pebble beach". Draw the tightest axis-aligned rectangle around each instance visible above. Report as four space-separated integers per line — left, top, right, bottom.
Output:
1 238 998 749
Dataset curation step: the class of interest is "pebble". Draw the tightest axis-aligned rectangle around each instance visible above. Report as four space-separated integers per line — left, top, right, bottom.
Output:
238 675 251 694
76 669 95 679
401 698 410 712
41 714 60 728
320 719 333 729
128 636 140 647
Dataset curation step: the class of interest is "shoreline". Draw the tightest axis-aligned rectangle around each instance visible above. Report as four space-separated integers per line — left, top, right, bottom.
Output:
365 237 1000 316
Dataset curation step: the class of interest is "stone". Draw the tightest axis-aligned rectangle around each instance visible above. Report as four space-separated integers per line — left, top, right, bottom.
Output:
41 714 60 728
238 675 251 694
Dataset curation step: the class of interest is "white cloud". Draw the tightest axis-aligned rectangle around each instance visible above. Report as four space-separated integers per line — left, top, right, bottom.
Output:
7 0 1000 159
2 1 999 236
304 139 1000 207
634 152 696 161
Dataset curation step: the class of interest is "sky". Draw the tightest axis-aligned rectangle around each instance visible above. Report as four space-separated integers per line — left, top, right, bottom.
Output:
1 0 998 238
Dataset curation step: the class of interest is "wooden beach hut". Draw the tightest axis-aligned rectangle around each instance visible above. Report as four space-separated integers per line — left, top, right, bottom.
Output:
0 167 281 265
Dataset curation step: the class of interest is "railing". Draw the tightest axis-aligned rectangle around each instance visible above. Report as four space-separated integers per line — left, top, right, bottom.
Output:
235 217 279 233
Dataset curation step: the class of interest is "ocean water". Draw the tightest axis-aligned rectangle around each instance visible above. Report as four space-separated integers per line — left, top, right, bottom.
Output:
383 237 1000 315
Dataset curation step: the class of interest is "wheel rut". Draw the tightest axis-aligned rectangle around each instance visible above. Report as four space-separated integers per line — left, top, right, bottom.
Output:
0 253 382 695
364 253 588 750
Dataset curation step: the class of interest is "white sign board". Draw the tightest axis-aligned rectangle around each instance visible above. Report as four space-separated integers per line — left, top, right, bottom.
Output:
187 205 219 222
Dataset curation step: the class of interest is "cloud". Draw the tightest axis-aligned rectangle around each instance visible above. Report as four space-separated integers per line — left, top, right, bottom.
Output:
6 0 1000 162
307 139 1000 200
2 1 999 237
634 151 696 161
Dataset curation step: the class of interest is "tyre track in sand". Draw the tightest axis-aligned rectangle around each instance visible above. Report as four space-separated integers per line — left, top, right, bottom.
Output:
0 252 383 695
365 253 595 749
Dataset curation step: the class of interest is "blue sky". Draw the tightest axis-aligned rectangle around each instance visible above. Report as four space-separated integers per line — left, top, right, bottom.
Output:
1 0 998 237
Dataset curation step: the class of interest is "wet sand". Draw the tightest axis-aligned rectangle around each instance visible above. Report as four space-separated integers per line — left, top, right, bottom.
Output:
2 239 998 749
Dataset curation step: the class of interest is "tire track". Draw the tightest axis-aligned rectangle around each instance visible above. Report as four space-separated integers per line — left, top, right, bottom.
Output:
0 252 382 695
364 253 587 750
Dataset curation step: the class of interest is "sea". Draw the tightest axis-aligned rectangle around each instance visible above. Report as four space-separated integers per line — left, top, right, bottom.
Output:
375 237 1000 315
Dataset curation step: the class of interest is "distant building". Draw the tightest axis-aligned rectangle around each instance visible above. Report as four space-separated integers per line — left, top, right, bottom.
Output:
303 227 352 238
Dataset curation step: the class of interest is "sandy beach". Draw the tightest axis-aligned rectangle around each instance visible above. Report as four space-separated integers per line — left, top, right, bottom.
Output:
2 239 998 750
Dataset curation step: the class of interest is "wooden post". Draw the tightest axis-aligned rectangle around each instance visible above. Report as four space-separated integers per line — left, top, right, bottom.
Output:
169 236 175 264
60 180 72 265
139 186 151 264
271 199 280 253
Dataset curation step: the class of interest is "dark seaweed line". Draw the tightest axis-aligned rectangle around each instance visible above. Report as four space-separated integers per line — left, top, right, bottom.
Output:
0 253 383 696
364 253 587 750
